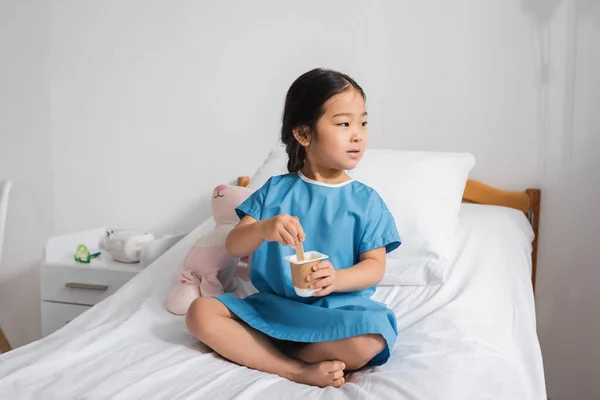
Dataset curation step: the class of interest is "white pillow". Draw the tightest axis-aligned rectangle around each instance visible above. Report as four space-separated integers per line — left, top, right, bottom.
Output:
348 149 475 285
247 145 475 286
247 143 289 191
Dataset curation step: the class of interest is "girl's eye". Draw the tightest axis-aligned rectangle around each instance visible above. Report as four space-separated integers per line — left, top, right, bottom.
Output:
337 122 350 127
362 121 368 126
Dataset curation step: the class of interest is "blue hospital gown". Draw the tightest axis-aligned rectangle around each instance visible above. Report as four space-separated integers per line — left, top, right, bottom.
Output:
216 171 401 366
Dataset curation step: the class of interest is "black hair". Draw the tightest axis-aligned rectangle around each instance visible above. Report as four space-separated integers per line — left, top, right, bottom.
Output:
281 68 366 173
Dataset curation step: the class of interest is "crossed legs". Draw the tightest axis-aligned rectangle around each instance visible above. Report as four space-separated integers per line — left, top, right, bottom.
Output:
186 297 385 387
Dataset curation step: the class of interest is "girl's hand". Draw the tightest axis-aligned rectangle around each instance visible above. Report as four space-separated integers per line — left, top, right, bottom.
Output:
259 214 305 248
307 260 336 297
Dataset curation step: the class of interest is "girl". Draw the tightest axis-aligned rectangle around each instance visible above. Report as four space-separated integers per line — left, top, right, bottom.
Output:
186 68 400 388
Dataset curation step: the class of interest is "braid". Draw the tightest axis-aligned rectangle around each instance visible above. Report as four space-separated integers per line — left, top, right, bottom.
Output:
285 135 306 173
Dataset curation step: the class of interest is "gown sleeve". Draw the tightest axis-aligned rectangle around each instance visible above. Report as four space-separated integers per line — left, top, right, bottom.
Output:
358 191 401 255
235 177 272 221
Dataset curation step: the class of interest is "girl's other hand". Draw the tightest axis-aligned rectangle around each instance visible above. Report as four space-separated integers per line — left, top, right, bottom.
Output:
259 214 305 248
307 260 337 297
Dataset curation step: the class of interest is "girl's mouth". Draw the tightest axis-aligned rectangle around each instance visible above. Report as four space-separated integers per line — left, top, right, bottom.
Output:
347 150 361 159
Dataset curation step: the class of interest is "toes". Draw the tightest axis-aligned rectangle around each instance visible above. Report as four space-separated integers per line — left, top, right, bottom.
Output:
327 361 345 372
333 377 345 388
331 369 344 380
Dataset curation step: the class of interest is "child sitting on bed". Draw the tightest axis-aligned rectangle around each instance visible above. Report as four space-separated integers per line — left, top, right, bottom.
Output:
186 68 401 388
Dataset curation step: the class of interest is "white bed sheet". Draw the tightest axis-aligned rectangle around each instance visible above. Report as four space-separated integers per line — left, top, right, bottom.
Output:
0 204 546 400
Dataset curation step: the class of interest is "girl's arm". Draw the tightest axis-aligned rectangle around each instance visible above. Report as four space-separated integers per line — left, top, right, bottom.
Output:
336 247 386 292
307 247 386 295
225 215 265 258
226 214 306 258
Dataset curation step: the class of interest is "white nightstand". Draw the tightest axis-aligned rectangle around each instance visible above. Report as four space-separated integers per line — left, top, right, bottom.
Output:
40 228 143 337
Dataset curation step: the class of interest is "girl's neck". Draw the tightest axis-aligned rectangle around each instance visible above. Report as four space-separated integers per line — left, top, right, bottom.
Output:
300 164 351 185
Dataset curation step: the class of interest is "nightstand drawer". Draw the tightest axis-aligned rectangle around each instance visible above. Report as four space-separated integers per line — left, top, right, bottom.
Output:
41 264 137 305
41 301 91 337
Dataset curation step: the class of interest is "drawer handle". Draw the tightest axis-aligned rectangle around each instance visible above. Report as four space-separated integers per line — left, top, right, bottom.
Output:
65 282 109 291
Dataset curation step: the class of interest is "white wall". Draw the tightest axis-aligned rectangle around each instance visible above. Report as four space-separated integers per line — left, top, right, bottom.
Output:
1 0 599 398
0 1 51 348
534 1 600 399
48 0 541 240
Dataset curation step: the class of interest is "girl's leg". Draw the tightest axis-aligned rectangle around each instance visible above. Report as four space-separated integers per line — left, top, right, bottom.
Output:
186 297 346 388
295 334 386 371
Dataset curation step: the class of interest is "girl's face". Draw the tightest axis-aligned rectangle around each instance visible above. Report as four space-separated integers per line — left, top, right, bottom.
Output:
297 89 368 173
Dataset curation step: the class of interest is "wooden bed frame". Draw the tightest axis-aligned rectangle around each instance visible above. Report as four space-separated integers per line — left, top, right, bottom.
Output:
463 180 541 291
237 176 541 291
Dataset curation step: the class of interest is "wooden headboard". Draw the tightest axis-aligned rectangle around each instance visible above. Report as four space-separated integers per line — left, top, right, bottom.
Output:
237 176 541 291
463 179 541 291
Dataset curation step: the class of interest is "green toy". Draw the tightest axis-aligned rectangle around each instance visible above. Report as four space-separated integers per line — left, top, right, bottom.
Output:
74 244 101 263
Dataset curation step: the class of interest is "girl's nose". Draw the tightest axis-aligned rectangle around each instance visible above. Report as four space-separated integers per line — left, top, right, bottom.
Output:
351 133 363 142
215 184 227 191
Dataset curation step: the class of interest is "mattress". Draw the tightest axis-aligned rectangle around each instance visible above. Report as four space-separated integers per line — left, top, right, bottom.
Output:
0 203 547 399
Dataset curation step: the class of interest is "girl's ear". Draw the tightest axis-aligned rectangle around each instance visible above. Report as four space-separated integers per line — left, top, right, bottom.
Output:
292 126 311 147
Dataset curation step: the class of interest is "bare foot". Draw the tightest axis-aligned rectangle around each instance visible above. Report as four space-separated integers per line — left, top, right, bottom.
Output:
290 361 346 388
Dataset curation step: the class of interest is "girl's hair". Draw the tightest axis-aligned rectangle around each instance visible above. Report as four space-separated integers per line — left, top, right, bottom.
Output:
281 68 366 173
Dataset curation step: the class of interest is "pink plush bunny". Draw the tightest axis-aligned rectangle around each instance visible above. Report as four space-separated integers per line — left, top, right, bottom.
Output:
166 183 252 315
